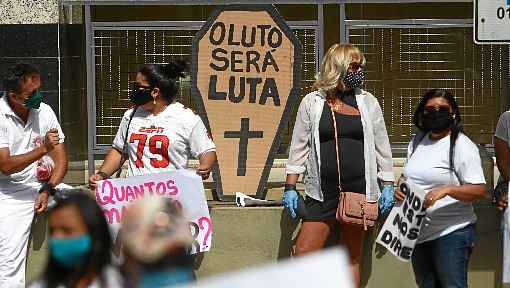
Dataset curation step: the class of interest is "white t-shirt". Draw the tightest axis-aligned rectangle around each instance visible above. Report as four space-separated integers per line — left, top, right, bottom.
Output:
495 111 510 282
403 132 485 243
0 95 65 194
112 102 215 176
495 111 510 144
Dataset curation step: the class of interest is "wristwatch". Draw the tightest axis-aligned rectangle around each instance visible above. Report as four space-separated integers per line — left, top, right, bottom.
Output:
39 182 57 196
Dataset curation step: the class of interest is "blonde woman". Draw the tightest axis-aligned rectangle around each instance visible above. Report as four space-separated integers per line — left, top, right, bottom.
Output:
283 44 394 286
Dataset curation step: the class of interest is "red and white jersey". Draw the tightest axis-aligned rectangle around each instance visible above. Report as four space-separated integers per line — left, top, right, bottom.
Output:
112 102 215 177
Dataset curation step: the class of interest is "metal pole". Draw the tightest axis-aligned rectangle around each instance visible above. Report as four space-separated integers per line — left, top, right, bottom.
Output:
317 4 324 65
339 3 347 43
85 5 95 178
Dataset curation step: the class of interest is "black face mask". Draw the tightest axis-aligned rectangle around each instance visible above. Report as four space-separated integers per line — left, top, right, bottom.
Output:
422 108 454 133
130 84 153 106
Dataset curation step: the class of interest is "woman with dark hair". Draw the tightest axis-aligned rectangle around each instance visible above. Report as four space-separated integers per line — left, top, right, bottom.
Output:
395 89 487 288
30 191 122 287
88 60 216 186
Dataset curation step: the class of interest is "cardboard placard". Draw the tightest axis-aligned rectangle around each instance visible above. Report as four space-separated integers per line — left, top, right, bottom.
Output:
95 169 212 254
191 5 302 200
376 180 427 262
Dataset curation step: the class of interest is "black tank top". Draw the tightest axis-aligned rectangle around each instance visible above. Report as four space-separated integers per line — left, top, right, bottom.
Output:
319 93 366 199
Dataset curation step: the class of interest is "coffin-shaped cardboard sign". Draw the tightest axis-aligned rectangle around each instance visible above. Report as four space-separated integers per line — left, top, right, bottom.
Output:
191 5 301 200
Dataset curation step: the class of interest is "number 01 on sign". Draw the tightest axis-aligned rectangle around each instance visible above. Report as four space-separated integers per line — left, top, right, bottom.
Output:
475 0 510 44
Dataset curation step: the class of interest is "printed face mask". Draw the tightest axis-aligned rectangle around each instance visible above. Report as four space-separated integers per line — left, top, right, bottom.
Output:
343 70 364 89
422 108 454 133
24 90 43 109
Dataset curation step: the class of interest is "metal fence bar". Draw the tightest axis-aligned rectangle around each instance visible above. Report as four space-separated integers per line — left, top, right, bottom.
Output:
62 0 472 5
347 19 472 29
85 5 96 176
92 20 319 29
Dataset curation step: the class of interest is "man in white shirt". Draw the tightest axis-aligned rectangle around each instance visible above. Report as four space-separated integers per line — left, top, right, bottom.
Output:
0 63 68 287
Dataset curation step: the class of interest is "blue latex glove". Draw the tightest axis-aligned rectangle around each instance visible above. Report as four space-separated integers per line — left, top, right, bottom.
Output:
379 184 395 216
283 189 299 218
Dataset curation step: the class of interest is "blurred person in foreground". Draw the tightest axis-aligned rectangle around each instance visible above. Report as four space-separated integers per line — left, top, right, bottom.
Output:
30 191 123 288
122 197 194 288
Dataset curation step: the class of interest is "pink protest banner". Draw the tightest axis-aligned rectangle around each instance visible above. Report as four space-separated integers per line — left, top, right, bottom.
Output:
95 169 212 254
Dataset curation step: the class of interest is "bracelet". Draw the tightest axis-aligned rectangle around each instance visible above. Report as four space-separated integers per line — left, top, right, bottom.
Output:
284 184 297 191
96 171 109 180
39 182 57 196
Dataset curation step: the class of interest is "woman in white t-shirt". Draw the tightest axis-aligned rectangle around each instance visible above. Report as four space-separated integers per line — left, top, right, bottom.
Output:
395 89 487 288
88 61 216 188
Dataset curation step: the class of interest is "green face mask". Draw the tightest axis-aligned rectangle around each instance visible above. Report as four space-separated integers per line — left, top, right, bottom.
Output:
24 90 43 109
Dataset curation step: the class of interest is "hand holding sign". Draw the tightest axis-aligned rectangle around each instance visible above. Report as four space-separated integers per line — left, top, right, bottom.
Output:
95 170 212 254
423 186 450 208
376 179 427 261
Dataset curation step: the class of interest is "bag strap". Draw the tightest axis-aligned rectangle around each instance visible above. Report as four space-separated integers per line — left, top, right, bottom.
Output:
330 102 369 229
115 107 138 178
410 130 426 157
329 104 342 193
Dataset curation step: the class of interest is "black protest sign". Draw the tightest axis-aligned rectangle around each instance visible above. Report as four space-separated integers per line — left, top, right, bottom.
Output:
376 180 427 261
191 5 301 200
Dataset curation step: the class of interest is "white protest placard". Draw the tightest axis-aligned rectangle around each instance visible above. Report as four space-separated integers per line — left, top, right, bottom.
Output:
503 182 510 283
474 0 510 44
178 248 353 288
376 179 427 261
95 169 212 254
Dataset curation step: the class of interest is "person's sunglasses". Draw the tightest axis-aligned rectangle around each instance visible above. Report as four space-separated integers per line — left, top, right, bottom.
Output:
131 81 152 90
424 106 450 113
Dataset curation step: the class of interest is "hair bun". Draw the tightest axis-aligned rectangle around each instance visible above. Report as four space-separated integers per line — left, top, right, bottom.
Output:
160 60 188 80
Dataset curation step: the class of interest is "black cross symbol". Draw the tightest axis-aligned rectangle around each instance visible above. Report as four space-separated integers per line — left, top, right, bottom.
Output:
224 118 263 176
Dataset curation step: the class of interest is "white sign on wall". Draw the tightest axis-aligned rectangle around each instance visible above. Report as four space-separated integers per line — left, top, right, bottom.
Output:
179 248 354 288
475 0 510 44
376 180 427 262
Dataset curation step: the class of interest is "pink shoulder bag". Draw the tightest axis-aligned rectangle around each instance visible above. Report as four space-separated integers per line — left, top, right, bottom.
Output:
329 104 378 230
